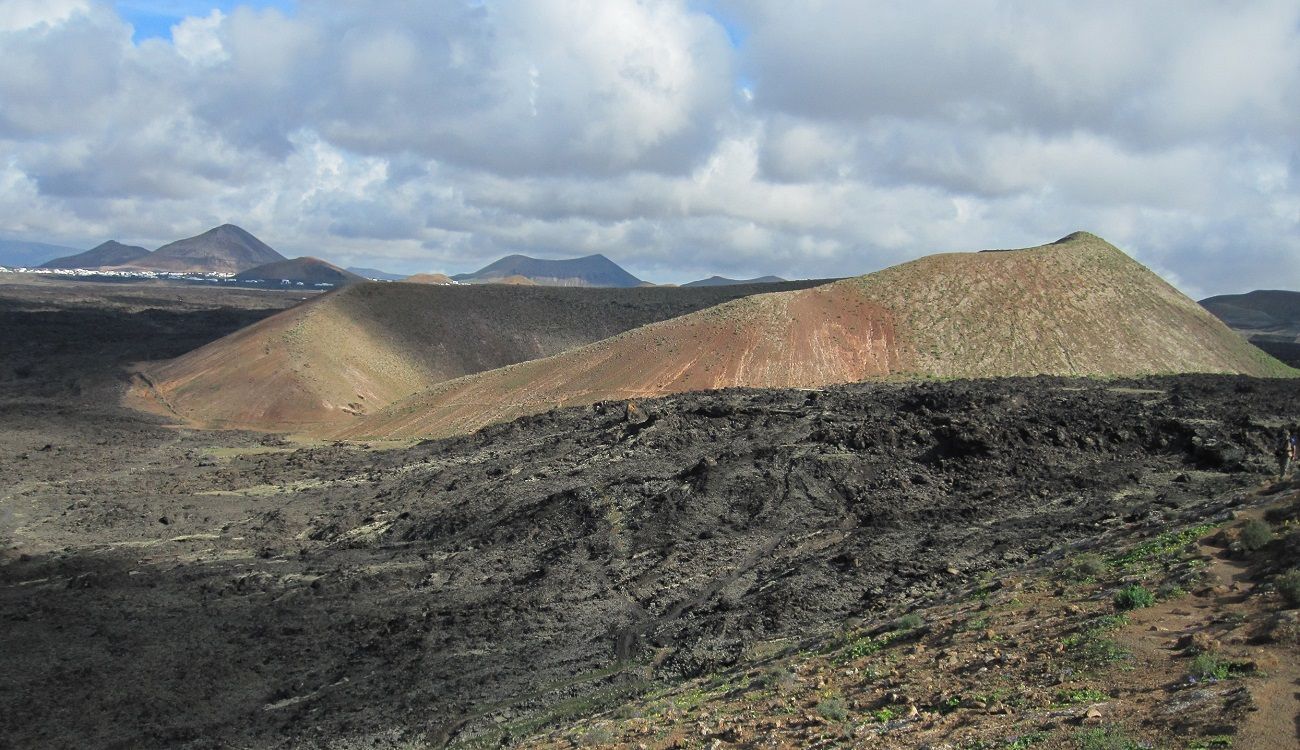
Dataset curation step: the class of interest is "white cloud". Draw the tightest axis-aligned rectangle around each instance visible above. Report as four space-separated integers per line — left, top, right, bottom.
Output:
171 9 227 66
0 0 89 32
0 0 1296 295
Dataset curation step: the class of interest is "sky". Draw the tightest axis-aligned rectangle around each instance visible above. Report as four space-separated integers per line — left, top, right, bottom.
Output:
0 1 1297 295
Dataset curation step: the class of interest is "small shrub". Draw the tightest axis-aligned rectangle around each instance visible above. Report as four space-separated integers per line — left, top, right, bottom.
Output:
1089 613 1130 632
1005 732 1050 748
894 613 924 631
840 629 903 661
1276 569 1300 607
1240 519 1273 552
1062 630 1131 668
1157 583 1188 601
1065 553 1109 581
872 706 897 722
579 726 615 746
1055 687 1108 705
816 695 848 721
1188 653 1230 681
1073 726 1143 750
1113 585 1155 611
761 665 798 693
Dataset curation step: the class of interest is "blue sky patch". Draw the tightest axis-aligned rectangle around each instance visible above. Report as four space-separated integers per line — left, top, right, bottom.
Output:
114 1 296 42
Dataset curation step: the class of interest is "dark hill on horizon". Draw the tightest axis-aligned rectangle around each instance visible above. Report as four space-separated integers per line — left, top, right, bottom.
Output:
683 275 788 287
452 253 644 287
131 224 285 274
342 232 1294 441
346 266 406 281
1200 289 1300 336
41 241 151 269
0 239 82 268
233 257 365 287
1200 289 1300 367
127 279 827 432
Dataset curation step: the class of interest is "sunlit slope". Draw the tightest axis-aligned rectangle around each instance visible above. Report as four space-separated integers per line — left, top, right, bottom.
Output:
129 290 440 431
126 280 829 431
850 231 1291 378
341 233 1293 440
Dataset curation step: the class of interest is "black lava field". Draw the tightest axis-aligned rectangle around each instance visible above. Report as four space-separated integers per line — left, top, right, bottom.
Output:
1 279 1297 748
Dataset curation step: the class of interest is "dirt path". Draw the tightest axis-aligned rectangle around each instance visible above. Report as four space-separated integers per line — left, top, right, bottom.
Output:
1222 501 1300 750
1120 491 1300 750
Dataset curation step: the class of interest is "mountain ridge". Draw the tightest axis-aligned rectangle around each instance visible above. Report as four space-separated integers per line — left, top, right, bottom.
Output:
233 257 365 287
130 224 285 274
1200 289 1300 335
683 275 788 287
452 253 645 287
0 240 83 268
41 240 151 269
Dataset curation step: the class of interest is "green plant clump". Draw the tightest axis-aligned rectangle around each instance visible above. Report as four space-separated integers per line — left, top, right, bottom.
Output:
1004 732 1050 748
816 695 848 721
579 726 614 747
1063 635 1130 668
1188 653 1231 682
1113 585 1156 611
1064 553 1109 581
1239 519 1273 552
894 613 925 631
1275 568 1300 607
1090 613 1130 631
1073 726 1144 750
1055 687 1108 705
840 629 904 661
1109 524 1216 570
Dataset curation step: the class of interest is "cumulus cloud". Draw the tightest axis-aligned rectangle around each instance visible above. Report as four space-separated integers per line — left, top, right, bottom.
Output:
171 9 228 66
0 0 90 32
0 0 1296 296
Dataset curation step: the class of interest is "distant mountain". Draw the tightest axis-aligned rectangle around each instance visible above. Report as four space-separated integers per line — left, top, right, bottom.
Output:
347 266 406 281
234 257 365 287
683 275 788 287
41 241 151 269
1200 289 1300 367
137 224 285 274
452 254 644 287
0 239 82 268
1200 290 1300 336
